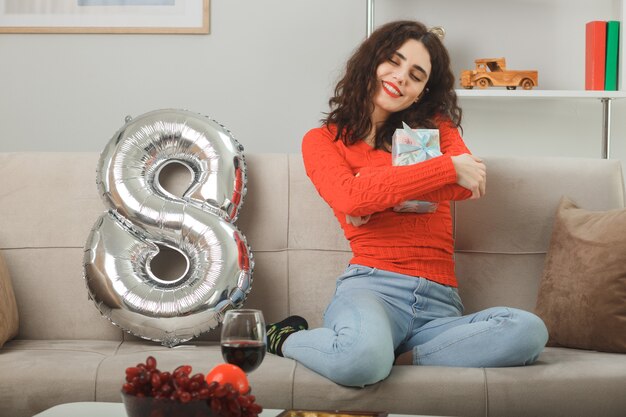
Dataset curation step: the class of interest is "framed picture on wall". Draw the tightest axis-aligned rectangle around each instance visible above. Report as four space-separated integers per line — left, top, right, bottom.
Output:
0 0 209 34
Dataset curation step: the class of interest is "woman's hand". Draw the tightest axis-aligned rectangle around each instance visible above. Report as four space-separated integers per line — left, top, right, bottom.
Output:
451 154 486 199
346 214 371 227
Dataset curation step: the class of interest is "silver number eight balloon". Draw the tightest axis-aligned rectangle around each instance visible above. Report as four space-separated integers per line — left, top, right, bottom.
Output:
83 109 253 347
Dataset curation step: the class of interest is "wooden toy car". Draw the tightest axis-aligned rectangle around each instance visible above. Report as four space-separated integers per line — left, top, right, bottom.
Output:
460 58 538 90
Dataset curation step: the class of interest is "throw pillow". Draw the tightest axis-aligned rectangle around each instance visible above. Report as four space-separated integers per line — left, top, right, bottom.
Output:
535 197 626 353
0 251 19 347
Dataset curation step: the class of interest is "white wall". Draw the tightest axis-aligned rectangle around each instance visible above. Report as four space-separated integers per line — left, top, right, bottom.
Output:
1 0 625 169
0 0 364 153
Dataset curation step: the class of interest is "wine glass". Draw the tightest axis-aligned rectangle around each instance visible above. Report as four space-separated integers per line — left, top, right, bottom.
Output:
220 309 266 373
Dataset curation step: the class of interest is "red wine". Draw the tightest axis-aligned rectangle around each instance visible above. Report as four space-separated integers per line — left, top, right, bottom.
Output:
221 341 266 373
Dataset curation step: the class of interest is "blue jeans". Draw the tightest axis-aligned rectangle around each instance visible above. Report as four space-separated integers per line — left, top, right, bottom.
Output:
283 264 548 387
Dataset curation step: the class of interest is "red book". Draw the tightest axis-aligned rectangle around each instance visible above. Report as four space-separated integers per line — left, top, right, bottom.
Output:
585 21 607 90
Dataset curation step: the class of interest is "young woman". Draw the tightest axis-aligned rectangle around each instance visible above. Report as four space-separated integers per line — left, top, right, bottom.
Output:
265 20 548 387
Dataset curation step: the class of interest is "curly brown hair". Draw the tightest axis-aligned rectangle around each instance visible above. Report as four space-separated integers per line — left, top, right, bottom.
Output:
323 20 462 150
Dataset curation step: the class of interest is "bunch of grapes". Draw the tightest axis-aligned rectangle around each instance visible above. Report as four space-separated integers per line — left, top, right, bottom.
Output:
122 356 262 417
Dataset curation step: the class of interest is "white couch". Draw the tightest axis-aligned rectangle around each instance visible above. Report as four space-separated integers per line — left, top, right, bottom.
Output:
1 152 625 417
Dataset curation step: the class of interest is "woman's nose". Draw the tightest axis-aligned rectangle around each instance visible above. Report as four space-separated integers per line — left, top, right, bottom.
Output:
392 71 405 84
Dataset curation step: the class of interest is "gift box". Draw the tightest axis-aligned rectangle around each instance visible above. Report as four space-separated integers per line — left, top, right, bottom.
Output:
392 122 441 213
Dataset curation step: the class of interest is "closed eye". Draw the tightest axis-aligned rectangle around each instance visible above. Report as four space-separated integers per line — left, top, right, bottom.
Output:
394 51 429 81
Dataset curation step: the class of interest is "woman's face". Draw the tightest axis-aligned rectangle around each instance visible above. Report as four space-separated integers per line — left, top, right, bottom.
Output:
371 38 431 124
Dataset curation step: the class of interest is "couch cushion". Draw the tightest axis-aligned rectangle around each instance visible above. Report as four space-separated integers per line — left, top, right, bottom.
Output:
238 154 289 252
0 153 102 250
0 153 122 341
6 248 122 340
454 157 625 313
0 251 18 347
455 252 547 313
535 197 626 352
455 157 625 253
288 251 351 328
485 347 626 417
0 339 121 417
292 361 486 416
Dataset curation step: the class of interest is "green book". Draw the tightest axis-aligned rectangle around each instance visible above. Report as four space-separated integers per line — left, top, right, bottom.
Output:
605 21 620 91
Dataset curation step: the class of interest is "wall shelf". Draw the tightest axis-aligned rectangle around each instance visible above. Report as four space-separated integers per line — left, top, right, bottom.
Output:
456 90 626 99
455 90 624 159
365 0 624 159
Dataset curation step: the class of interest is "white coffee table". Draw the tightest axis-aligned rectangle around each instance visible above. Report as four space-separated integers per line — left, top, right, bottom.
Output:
33 402 436 417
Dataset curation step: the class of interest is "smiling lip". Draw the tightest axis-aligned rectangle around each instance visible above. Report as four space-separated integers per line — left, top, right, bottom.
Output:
382 81 402 98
